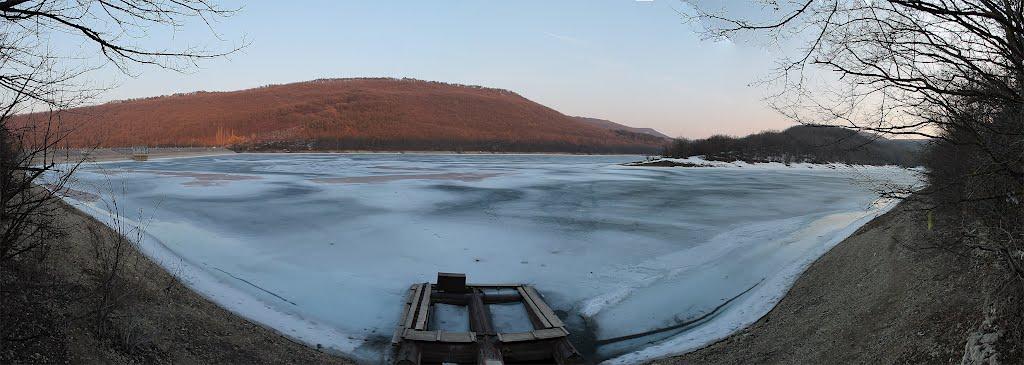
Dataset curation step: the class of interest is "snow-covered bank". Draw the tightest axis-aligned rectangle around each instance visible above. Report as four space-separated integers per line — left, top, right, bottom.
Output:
51 153 921 363
624 156 919 171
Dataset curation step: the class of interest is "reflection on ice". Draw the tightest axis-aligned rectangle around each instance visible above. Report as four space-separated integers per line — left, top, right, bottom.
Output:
57 153 920 364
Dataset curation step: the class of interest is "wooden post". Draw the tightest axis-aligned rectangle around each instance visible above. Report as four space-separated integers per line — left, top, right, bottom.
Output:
395 342 421 365
552 338 584 365
437 272 468 292
477 336 504 365
468 289 495 335
469 289 503 364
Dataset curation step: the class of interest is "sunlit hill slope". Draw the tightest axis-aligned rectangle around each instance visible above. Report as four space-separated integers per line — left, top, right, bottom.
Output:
26 78 669 153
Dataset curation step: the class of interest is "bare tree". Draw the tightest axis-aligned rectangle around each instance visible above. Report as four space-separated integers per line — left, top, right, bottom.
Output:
1 0 242 263
682 0 1022 278
0 0 240 353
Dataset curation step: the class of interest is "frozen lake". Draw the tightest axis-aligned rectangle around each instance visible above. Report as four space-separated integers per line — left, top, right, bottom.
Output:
59 153 918 363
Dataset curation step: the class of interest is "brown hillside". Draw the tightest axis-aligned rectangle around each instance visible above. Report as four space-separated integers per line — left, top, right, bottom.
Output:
21 78 667 153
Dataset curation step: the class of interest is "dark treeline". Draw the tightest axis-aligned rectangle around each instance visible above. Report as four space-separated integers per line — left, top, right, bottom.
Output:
661 125 923 166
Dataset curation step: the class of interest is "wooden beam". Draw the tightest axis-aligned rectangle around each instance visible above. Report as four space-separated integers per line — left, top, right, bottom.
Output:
431 292 522 305
496 332 535 343
524 286 564 327
413 284 431 330
517 287 551 329
393 285 419 344
468 289 495 335
533 328 568 339
403 284 424 330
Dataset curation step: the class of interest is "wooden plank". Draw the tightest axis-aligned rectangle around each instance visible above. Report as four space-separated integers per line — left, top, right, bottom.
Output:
414 284 431 330
433 292 522 304
481 293 522 304
496 331 535 343
533 328 567 340
393 285 419 344
404 329 439 342
517 287 551 328
524 286 565 328
467 283 523 288
403 329 479 344
403 284 424 330
438 331 476 343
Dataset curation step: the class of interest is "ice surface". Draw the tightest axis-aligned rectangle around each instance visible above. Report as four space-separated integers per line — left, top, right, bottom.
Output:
430 304 469 332
53 153 921 363
489 303 534 333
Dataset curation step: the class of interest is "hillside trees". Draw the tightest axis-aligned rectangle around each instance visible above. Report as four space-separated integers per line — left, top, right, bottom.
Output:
661 125 922 166
19 78 668 153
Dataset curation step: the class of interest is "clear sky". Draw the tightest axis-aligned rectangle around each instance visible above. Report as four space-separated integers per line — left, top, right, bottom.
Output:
90 0 794 139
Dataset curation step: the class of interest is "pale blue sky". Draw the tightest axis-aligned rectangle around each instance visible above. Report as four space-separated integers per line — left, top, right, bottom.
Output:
90 0 793 139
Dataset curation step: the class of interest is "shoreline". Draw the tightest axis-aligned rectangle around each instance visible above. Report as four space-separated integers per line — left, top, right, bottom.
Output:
59 147 647 164
652 199 993 364
50 147 236 164
241 150 646 156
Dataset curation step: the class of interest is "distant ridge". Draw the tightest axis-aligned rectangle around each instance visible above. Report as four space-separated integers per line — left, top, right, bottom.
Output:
573 116 671 139
20 78 668 154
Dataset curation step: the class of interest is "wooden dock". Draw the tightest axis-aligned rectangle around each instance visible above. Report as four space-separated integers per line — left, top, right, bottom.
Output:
392 273 583 365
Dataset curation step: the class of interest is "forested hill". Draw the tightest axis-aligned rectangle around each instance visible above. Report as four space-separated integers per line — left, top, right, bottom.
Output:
17 78 668 154
573 116 671 139
661 125 925 166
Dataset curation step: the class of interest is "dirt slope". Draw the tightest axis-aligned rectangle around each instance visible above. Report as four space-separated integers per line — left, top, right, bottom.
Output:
654 202 999 364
